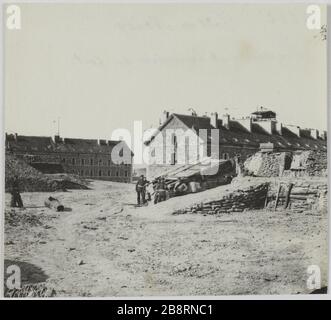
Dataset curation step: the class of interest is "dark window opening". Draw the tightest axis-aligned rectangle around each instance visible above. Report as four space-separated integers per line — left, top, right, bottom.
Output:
171 134 177 165
185 137 190 164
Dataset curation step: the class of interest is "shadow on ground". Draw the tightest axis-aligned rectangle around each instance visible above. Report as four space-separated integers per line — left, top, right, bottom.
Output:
4 259 48 285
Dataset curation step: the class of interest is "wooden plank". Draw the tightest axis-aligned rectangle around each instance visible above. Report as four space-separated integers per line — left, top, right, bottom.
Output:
274 183 282 211
284 183 294 209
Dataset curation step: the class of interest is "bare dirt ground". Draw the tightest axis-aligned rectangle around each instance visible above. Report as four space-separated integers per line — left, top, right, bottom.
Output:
4 180 328 297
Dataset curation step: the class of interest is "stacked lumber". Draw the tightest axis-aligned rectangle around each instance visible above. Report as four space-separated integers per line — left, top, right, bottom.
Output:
265 181 327 213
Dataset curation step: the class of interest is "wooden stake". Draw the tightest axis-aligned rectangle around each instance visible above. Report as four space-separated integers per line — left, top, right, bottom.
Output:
264 184 269 208
274 183 281 211
284 183 294 209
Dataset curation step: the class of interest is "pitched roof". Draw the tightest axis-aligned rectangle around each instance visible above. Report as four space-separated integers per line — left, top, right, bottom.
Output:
6 135 54 152
174 113 213 130
145 113 327 152
6 134 134 156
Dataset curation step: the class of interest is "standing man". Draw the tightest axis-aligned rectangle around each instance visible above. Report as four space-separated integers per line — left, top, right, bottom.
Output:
154 177 167 204
136 175 146 205
11 175 23 208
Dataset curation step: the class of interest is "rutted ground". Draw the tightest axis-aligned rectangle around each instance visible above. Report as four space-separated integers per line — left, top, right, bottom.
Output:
4 180 328 296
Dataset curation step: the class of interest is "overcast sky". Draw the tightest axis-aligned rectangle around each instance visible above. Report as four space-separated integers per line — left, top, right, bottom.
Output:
5 4 327 142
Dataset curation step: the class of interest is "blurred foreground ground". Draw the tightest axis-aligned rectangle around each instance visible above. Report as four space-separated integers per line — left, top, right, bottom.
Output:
4 180 328 296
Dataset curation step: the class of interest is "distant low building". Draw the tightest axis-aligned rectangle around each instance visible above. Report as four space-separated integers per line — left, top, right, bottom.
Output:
145 108 327 178
5 134 133 183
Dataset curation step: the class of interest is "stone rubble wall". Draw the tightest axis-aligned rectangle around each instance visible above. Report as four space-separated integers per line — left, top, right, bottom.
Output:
172 177 327 215
244 152 287 177
300 150 327 177
173 183 269 215
244 150 327 178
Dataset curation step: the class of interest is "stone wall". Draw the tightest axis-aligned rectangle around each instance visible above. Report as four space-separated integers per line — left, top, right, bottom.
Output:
244 152 289 177
244 150 327 178
173 183 269 215
172 176 327 216
292 150 327 177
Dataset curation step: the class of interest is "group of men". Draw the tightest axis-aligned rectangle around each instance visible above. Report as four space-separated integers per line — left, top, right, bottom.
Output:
135 175 188 206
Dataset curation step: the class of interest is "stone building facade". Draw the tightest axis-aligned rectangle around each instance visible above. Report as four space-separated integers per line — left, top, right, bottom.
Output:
5 134 133 182
145 109 327 179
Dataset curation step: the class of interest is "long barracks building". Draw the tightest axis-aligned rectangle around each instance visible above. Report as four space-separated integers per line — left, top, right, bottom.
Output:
5 134 133 183
145 108 327 178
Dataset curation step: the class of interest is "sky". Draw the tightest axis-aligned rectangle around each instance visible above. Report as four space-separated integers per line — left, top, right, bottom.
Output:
5 4 327 144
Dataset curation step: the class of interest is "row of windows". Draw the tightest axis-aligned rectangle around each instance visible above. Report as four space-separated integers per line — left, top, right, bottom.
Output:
74 169 129 177
221 153 230 160
62 158 131 166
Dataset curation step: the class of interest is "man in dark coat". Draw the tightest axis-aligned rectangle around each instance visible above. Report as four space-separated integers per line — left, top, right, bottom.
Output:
154 177 167 204
11 175 23 208
136 175 146 205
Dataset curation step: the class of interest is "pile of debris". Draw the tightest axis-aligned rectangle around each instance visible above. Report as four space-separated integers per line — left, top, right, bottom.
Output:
173 182 269 215
5 154 89 192
5 209 44 227
45 173 89 190
289 150 327 177
5 154 60 192
4 283 56 298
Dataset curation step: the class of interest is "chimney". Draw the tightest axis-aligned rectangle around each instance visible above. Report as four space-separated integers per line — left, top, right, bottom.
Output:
276 122 283 135
210 112 218 128
235 117 252 132
253 119 276 135
99 139 107 145
283 124 300 137
161 110 170 124
54 135 62 143
320 130 327 140
310 129 319 139
222 114 230 130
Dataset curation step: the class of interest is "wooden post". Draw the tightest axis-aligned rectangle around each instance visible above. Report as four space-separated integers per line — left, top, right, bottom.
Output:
274 183 281 211
264 184 269 208
284 183 294 209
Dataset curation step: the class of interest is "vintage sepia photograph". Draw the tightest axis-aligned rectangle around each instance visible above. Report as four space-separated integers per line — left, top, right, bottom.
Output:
2 3 328 299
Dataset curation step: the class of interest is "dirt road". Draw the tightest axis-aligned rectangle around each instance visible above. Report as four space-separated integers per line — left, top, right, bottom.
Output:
4 180 328 296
